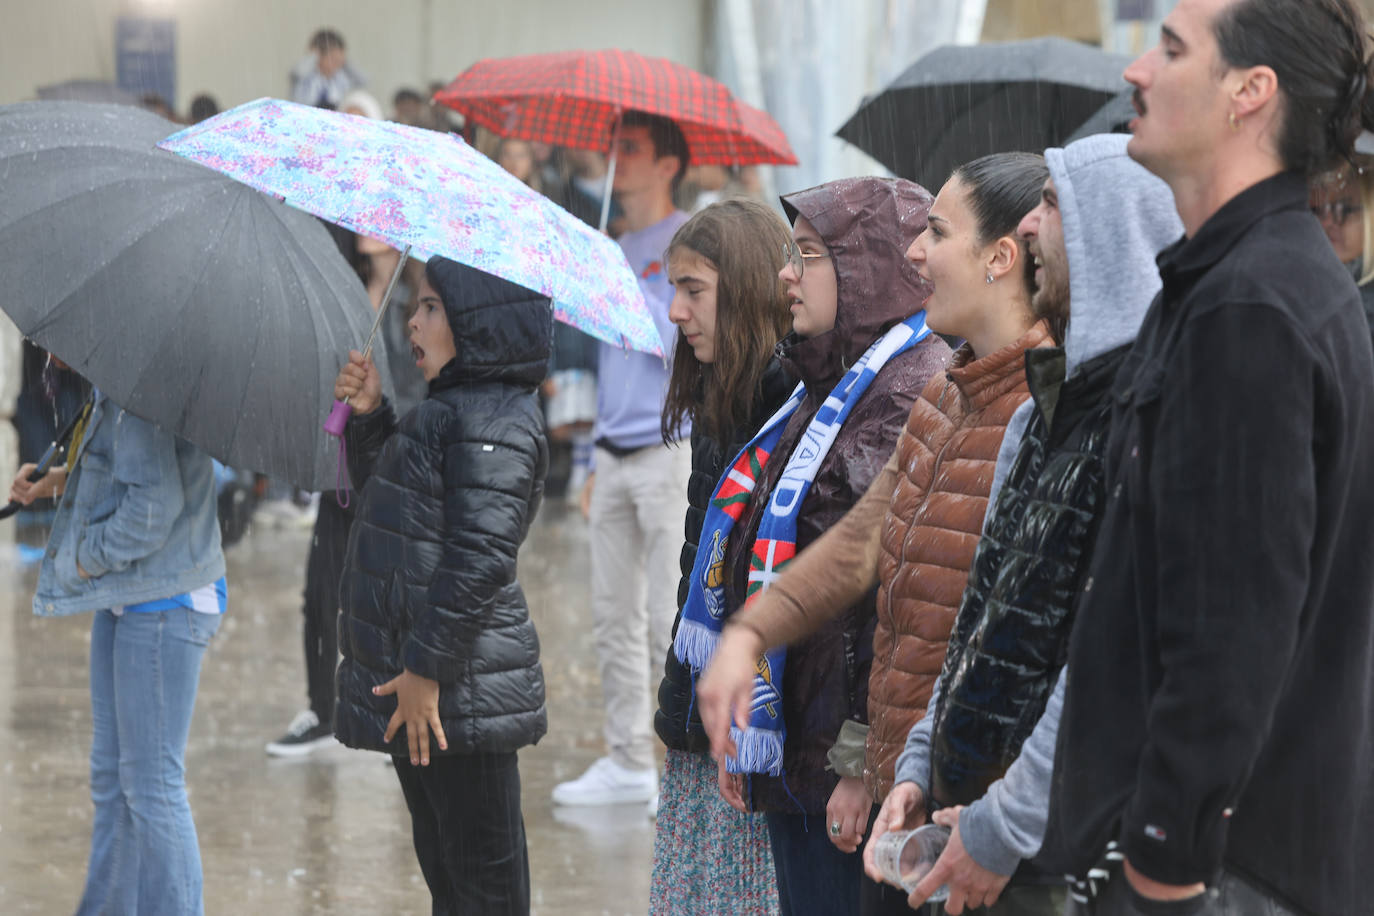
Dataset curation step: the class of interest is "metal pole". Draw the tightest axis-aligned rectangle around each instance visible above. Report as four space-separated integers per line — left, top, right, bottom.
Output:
599 113 622 233
358 244 412 362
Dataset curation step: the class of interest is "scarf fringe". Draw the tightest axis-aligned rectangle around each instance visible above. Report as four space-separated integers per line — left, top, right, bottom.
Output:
673 617 720 672
727 725 785 776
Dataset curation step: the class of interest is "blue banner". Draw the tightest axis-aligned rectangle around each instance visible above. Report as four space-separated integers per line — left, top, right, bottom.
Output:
116 17 176 106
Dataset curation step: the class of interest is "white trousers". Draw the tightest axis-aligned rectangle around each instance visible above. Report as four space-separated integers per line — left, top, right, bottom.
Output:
588 442 691 770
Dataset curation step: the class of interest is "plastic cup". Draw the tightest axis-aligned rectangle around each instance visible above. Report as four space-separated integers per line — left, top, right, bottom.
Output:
871 823 951 902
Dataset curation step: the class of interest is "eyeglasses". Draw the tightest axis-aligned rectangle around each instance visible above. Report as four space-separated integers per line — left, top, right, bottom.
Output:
1311 200 1363 226
783 240 830 278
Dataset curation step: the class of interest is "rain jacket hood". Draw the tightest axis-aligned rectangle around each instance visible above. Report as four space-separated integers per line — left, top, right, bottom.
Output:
1046 133 1181 378
424 256 553 392
779 177 934 377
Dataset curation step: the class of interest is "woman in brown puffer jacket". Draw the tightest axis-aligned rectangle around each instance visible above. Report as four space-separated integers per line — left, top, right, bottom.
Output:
697 152 1052 915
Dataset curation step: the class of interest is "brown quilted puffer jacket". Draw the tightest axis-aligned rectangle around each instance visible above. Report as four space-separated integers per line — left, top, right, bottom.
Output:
864 324 1050 800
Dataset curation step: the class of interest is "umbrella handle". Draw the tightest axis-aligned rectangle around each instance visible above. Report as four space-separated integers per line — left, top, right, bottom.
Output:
599 114 621 234
0 398 93 521
324 400 353 436
0 438 65 520
323 244 411 440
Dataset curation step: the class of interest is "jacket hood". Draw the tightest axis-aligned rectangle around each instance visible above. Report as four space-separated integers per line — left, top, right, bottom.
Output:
780 177 935 373
424 257 553 390
1044 134 1181 378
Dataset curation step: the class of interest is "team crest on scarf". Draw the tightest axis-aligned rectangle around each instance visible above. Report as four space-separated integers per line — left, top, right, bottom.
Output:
753 654 781 719
675 312 932 776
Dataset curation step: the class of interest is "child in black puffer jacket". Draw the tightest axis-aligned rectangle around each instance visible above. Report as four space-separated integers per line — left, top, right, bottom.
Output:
332 255 551 915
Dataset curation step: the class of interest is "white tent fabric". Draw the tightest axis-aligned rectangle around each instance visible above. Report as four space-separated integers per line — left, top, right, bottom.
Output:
710 0 987 192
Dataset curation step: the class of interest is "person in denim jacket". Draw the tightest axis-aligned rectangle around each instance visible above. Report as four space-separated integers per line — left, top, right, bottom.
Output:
11 380 226 916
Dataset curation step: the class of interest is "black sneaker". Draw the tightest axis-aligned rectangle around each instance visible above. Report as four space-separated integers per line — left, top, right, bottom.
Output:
265 710 337 757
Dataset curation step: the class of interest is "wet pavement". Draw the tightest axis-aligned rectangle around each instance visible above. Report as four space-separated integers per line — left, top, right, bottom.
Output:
0 501 661 915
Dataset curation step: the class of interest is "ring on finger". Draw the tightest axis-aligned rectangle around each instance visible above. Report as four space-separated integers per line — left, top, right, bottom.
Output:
830 821 842 836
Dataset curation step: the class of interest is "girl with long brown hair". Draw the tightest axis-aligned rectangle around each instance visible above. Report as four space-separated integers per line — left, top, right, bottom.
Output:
650 197 795 915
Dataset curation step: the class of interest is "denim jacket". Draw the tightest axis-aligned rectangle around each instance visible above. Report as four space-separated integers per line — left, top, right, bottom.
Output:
34 395 225 617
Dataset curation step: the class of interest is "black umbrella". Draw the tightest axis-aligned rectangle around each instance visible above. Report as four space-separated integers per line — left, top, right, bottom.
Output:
0 101 389 491
1066 89 1137 143
836 37 1131 185
35 80 141 106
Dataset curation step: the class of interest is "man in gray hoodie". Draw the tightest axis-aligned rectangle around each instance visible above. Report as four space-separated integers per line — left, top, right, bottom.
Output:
862 134 1181 914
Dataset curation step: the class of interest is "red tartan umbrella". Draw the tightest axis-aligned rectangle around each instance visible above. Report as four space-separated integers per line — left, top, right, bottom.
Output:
435 49 798 167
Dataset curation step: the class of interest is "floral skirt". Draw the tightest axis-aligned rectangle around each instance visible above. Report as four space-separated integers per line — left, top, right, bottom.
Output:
650 749 780 916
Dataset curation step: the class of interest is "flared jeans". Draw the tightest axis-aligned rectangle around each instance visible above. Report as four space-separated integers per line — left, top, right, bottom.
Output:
77 607 220 916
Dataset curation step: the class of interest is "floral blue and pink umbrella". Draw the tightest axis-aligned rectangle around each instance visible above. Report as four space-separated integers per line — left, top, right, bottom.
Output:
158 97 664 357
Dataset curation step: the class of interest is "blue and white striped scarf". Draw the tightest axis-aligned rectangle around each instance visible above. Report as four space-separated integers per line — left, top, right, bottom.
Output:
675 312 931 775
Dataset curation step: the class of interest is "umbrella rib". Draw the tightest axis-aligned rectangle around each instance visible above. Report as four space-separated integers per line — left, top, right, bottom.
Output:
21 176 225 342
124 185 251 436
261 203 331 479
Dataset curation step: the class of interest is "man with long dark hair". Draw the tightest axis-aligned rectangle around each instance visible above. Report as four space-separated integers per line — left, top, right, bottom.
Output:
1045 2 1374 914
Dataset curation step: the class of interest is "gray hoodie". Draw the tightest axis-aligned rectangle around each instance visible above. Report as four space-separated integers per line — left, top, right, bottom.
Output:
892 133 1182 876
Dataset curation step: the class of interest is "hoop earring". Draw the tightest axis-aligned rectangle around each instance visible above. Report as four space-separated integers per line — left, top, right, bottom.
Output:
1228 111 1242 131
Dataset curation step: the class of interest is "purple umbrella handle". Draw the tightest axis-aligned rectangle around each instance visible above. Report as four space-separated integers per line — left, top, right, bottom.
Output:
324 402 353 508
324 243 409 508
334 435 351 509
324 399 352 437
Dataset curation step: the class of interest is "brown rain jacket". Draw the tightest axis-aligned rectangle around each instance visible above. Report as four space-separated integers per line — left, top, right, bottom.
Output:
731 323 1050 801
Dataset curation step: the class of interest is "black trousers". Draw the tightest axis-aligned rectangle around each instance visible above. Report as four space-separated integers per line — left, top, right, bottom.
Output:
303 495 351 723
1065 872 1296 916
393 752 531 916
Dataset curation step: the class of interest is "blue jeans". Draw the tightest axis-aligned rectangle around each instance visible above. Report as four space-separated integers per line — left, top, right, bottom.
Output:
77 608 220 916
765 811 864 915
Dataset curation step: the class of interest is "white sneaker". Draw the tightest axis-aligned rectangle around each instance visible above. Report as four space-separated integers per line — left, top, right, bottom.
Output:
552 756 657 806
646 792 659 818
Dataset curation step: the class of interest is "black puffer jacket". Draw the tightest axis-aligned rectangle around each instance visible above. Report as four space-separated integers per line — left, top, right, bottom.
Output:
930 345 1119 808
334 257 552 756
655 357 795 753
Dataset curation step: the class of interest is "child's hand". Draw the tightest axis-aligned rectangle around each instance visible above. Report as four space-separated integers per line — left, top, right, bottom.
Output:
333 350 382 415
375 668 447 765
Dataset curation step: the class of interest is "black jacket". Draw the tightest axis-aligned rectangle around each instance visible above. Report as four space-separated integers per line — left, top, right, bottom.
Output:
655 357 795 753
334 259 552 757
1043 172 1374 916
930 344 1121 810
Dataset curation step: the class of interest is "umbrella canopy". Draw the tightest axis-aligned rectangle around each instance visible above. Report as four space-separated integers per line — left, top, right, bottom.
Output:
836 37 1131 185
36 79 140 106
159 97 666 356
0 101 388 492
435 49 797 166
